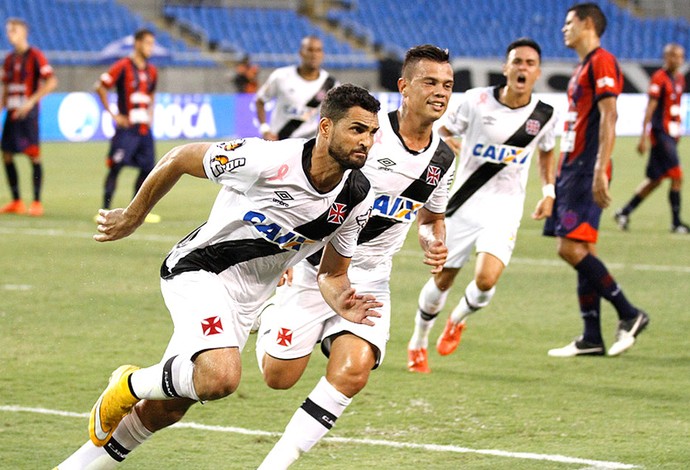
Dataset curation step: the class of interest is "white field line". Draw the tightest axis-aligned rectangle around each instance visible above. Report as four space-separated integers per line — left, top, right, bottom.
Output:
0 405 639 469
1 225 688 274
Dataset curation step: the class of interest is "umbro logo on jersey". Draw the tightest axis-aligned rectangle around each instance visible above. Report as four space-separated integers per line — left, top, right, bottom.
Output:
377 158 396 167
327 203 347 224
210 155 246 177
272 190 294 207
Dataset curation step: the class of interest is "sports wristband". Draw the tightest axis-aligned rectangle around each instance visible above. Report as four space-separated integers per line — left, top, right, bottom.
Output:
259 122 271 135
542 183 556 199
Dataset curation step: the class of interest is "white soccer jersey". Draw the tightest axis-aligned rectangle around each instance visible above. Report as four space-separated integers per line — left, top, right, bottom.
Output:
352 109 455 270
255 66 337 139
445 86 556 226
160 137 373 313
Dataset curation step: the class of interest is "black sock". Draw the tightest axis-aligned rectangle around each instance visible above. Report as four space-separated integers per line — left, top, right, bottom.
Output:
4 161 20 200
621 194 643 216
577 271 603 344
669 190 681 227
32 162 42 202
104 165 122 209
574 254 638 321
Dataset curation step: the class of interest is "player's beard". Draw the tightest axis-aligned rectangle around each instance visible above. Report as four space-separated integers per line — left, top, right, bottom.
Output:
328 141 367 170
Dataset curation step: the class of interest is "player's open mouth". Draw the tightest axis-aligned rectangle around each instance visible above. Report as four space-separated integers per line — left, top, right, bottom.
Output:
517 75 526 84
429 101 445 110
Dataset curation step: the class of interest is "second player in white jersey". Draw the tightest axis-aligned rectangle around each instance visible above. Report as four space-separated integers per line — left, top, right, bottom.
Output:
408 38 558 373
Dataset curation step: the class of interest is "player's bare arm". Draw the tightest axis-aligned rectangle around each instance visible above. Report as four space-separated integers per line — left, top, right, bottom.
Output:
14 74 57 119
94 142 210 242
95 82 129 128
532 148 555 219
417 207 447 274
593 96 617 208
636 97 658 155
255 97 278 141
438 124 461 154
317 242 383 326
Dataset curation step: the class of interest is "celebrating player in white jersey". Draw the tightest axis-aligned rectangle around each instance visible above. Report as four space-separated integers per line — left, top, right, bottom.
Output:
55 84 382 469
255 35 338 140
255 45 455 469
407 38 558 373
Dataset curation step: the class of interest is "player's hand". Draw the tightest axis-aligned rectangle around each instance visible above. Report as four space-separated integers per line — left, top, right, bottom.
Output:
114 114 130 128
592 171 611 209
636 139 647 156
262 131 279 141
423 239 448 274
334 288 382 327
93 208 143 242
277 268 293 287
12 102 34 120
531 196 554 220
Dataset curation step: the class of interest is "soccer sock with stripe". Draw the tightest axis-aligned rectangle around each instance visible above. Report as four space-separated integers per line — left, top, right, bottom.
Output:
449 279 495 324
31 161 42 201
56 410 152 469
574 254 637 321
669 189 682 227
408 278 449 349
3 161 20 200
257 377 351 470
577 271 603 344
129 355 200 401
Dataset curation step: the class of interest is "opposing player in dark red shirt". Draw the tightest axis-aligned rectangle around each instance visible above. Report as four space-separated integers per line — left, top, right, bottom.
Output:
96 29 160 223
0 17 57 216
544 3 649 358
616 43 688 233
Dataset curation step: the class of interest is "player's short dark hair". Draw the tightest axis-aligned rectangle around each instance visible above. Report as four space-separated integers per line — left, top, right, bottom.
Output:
568 2 607 37
320 84 380 123
134 28 155 42
401 44 450 79
6 17 28 31
506 37 542 62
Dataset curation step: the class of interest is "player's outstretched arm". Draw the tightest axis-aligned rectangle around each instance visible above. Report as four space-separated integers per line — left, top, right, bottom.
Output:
94 142 211 242
417 207 447 274
317 243 383 326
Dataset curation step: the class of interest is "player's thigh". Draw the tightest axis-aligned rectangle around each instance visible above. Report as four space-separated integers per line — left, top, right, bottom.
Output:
160 271 248 361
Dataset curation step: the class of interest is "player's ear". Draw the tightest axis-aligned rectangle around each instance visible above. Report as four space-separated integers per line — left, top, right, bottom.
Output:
318 117 332 139
397 77 407 96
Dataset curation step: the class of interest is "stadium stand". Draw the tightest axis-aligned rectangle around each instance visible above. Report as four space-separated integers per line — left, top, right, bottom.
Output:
0 0 214 66
326 0 690 61
162 4 377 69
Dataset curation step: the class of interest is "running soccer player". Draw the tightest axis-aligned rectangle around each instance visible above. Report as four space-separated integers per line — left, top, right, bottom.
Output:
615 43 688 233
96 28 160 223
545 3 649 358
0 17 57 216
255 45 454 469
255 35 338 140
407 38 558 373
54 84 382 469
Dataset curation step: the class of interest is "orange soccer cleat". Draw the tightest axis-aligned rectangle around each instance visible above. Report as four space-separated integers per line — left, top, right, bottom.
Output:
0 199 26 214
28 201 44 217
436 318 466 356
407 347 430 373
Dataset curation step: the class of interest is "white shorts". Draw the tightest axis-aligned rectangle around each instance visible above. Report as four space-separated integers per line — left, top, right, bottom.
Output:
260 260 391 368
444 213 518 269
160 271 258 360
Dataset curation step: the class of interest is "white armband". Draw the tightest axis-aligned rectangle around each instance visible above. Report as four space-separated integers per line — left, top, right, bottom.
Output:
542 184 555 199
259 122 271 135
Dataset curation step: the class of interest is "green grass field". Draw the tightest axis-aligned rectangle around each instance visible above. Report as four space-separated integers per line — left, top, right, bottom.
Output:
1 137 689 469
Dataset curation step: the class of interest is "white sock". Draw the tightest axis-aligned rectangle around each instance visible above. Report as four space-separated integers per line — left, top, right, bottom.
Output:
130 355 199 401
258 377 351 469
450 280 495 324
56 410 153 469
408 278 449 349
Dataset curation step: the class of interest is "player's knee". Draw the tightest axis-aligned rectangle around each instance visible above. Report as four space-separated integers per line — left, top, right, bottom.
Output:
194 360 241 401
434 268 458 291
330 365 370 397
262 366 299 390
475 273 498 292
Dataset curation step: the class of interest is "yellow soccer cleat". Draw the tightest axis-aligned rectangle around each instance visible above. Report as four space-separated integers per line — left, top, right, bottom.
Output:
89 365 141 446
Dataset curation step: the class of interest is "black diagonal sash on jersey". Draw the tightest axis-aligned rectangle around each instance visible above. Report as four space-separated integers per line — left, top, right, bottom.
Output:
277 75 337 140
445 98 554 217
357 139 455 245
